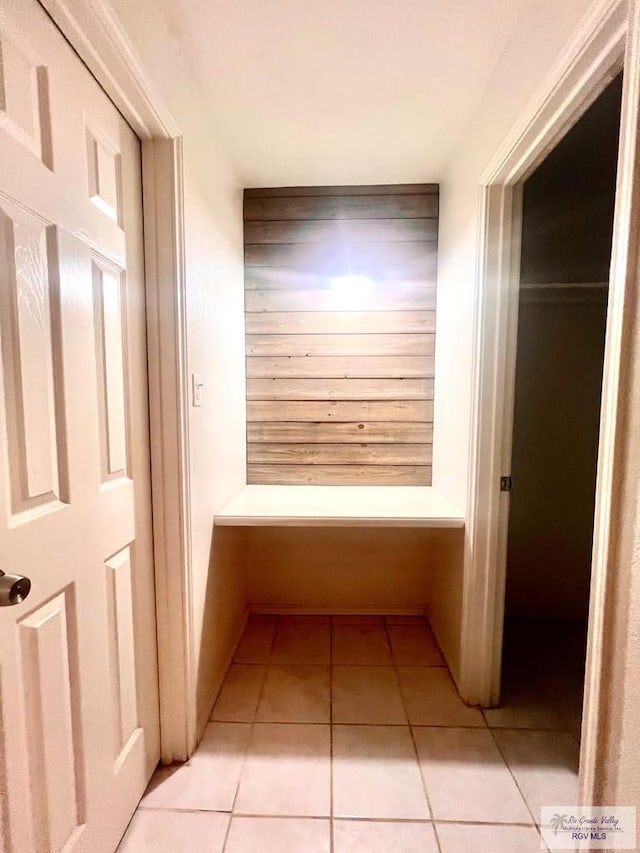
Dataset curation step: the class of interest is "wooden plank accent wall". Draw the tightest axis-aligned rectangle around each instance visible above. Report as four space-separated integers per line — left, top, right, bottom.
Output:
244 184 439 486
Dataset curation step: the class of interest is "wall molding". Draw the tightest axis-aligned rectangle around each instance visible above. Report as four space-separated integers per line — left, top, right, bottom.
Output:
39 0 179 139
142 139 195 763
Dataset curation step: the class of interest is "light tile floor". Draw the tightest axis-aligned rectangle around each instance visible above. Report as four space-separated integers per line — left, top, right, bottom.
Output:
118 615 582 852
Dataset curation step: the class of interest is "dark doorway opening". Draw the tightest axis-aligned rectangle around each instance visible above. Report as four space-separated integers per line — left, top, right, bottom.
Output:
497 73 623 740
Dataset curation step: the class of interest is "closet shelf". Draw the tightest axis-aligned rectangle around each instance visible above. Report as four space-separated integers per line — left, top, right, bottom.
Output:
215 485 465 528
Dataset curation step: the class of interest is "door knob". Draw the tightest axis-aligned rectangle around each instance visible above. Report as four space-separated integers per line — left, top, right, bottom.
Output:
0 569 31 606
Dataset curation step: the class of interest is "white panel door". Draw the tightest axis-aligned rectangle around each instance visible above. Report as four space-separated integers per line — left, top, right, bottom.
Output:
0 2 160 852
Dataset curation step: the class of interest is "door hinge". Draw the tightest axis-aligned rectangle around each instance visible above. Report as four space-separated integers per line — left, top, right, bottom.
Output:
500 475 512 492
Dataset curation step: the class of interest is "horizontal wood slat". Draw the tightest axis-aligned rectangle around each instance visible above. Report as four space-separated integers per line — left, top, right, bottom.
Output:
244 184 438 486
247 421 433 444
245 287 436 312
246 355 435 379
247 443 432 465
247 377 433 401
245 194 438 221
245 218 437 244
247 400 434 423
245 311 436 335
247 464 432 485
246 333 435 357
244 268 437 290
245 184 438 198
245 241 436 270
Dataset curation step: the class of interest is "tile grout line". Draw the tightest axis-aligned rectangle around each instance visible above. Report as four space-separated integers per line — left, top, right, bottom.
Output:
211 713 587 734
486 724 542 833
251 616 278 725
202 614 565 852
114 800 142 850
221 615 280 852
425 613 449 672
382 618 409 727
384 617 443 853
329 617 335 852
212 720 495 729
136 803 546 828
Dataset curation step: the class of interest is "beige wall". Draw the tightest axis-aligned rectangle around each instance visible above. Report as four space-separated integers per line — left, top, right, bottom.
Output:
426 530 466 683
432 0 596 510
107 0 249 734
244 527 433 612
184 172 248 731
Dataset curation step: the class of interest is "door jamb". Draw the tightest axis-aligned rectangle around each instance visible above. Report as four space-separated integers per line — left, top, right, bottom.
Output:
462 0 629 787
39 0 196 763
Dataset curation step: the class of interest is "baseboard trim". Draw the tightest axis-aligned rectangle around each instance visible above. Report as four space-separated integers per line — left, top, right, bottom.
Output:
248 604 427 617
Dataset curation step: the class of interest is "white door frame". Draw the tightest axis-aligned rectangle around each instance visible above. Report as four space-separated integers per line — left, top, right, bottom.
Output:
39 0 195 763
462 0 640 805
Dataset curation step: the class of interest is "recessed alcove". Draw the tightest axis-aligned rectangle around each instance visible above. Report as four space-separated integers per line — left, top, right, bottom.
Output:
206 182 469 689
215 485 466 683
